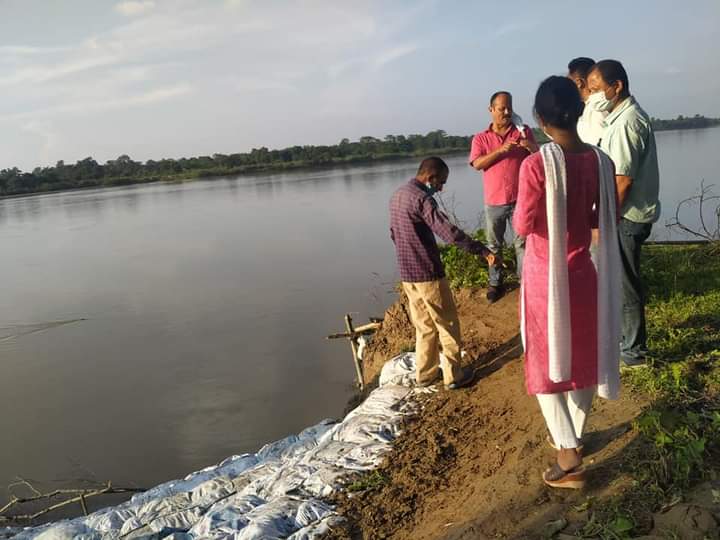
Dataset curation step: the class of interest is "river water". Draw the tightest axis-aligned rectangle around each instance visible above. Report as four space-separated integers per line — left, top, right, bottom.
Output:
0 127 718 508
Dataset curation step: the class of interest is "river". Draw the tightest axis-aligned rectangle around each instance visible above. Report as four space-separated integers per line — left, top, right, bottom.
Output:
0 126 718 510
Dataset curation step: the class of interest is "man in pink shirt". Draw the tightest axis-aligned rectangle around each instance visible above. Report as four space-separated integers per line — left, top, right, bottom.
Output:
469 91 538 303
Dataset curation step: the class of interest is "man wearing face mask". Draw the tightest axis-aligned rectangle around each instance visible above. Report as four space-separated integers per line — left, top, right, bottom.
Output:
469 91 539 303
587 60 660 369
390 157 496 389
567 57 607 145
568 57 608 265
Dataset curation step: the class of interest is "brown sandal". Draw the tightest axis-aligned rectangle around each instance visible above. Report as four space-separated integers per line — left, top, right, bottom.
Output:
542 462 586 489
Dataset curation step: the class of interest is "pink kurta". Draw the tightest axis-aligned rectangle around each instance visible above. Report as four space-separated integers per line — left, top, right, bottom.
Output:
513 149 607 395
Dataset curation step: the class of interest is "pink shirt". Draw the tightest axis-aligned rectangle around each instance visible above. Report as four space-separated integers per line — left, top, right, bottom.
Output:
468 123 536 206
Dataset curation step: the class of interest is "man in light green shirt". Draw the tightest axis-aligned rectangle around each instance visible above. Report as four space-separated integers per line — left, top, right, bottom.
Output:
588 59 660 368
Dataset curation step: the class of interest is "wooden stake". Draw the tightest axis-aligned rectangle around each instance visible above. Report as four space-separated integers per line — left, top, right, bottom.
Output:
326 321 381 340
79 494 88 516
345 314 364 390
353 321 382 333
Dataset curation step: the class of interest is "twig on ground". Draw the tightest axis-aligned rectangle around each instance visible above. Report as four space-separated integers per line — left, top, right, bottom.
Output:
0 478 145 524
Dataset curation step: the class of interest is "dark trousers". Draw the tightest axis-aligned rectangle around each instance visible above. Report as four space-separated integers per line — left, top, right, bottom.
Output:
618 218 652 361
485 203 525 287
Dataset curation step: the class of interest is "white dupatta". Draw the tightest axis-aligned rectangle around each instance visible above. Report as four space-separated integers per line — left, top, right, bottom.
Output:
521 142 621 400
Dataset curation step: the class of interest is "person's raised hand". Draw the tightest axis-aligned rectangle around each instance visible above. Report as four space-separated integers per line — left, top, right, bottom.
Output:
499 140 518 154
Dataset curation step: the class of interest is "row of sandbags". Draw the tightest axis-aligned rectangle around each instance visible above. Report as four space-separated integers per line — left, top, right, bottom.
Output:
2 354 423 540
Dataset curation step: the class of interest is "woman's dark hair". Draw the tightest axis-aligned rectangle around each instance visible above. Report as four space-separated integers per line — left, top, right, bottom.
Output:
533 75 584 130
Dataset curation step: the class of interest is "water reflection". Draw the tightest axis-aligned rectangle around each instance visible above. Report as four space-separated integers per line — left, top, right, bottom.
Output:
253 179 278 199
117 190 140 213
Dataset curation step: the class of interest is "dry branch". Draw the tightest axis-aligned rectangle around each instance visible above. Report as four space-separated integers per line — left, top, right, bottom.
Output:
665 180 720 242
0 478 145 524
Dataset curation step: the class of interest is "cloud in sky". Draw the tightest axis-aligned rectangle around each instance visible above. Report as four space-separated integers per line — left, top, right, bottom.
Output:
21 120 57 165
374 44 418 68
0 0 718 171
0 45 72 55
114 1 156 17
489 20 540 40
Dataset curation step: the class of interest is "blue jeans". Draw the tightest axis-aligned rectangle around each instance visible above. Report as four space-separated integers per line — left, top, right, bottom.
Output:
485 203 525 287
618 218 652 362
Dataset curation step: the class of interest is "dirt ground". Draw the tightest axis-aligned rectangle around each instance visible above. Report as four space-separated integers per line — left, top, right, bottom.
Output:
332 287 652 540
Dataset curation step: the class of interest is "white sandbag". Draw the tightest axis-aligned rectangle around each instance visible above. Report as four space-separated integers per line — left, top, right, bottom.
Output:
6 353 421 539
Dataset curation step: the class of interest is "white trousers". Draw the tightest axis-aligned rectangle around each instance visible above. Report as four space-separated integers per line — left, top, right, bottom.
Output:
536 386 595 449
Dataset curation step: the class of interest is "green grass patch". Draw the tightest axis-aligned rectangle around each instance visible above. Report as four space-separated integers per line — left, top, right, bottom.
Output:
346 471 389 493
581 243 720 537
440 230 520 289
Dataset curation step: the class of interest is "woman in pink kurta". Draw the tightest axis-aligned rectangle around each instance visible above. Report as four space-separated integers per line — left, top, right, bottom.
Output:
514 147 600 394
512 75 618 490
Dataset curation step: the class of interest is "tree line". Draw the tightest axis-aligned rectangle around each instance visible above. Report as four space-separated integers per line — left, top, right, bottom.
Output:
651 114 720 131
0 130 481 197
1 116 718 198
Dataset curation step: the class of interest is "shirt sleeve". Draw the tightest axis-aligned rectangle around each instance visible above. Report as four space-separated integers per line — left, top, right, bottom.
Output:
420 195 489 256
605 119 646 178
468 134 486 165
513 156 545 237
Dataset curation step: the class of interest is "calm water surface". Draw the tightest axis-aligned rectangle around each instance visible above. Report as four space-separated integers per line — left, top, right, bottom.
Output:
0 127 718 507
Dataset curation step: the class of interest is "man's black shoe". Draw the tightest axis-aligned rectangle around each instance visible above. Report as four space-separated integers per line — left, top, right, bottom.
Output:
445 367 475 390
621 356 648 370
486 285 504 304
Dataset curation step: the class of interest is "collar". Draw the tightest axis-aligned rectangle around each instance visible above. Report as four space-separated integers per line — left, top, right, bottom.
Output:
603 95 636 127
484 122 519 139
411 178 433 194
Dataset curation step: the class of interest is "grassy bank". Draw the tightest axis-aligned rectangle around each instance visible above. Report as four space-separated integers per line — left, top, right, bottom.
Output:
439 230 520 289
581 243 720 538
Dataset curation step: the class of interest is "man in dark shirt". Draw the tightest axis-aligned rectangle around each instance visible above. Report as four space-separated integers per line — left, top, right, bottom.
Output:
390 157 495 389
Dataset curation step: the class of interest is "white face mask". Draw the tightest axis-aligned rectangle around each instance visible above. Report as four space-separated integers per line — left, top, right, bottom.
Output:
587 90 613 112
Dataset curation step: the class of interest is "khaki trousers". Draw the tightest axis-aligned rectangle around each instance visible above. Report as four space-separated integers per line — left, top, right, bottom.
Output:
402 278 464 386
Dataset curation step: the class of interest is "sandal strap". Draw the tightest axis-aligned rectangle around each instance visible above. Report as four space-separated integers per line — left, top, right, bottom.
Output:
544 462 584 482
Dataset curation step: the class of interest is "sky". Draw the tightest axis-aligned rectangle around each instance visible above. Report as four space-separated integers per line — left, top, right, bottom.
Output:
1 0 719 171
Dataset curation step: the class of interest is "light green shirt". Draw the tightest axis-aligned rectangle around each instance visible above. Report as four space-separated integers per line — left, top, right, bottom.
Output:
600 96 660 223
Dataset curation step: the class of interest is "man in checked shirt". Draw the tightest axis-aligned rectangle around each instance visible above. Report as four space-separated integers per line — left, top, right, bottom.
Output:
390 157 496 389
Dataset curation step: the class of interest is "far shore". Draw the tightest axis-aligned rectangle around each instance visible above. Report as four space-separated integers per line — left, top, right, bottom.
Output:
3 121 718 202
0 148 471 202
